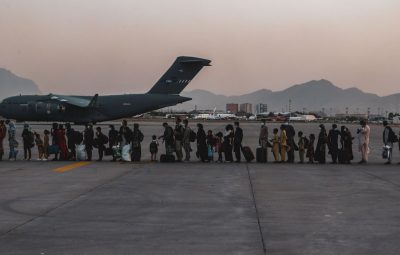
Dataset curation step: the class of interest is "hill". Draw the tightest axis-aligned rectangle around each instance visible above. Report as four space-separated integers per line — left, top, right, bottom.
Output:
0 68 41 99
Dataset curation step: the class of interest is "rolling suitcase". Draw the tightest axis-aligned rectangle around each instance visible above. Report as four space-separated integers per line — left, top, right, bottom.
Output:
242 146 255 162
256 147 267 163
160 154 175 163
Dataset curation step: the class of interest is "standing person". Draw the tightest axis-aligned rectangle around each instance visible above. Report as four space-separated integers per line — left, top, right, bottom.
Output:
84 124 94 161
286 123 296 163
43 130 50 161
174 117 184 162
306 134 315 163
108 125 119 162
382 120 397 164
328 124 341 164
131 123 144 162
95 127 108 161
358 120 370 164
22 124 34 160
259 120 269 162
6 120 18 160
298 131 306 163
0 120 6 161
196 123 207 162
206 130 215 162
182 119 192 162
34 133 44 160
119 120 133 148
150 135 159 162
272 128 280 163
315 124 327 164
233 122 243 163
51 123 59 161
65 123 76 160
159 122 174 156
55 124 68 160
215 132 224 162
340 126 354 164
279 125 288 163
223 124 234 162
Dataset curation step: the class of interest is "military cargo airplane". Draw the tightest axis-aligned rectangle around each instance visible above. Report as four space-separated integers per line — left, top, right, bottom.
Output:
0 56 211 124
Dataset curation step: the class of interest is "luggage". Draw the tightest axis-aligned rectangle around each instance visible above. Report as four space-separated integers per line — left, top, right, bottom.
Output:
160 154 175 163
112 146 121 159
48 144 60 155
122 144 131 162
223 143 233 162
242 146 255 162
256 147 267 163
382 145 391 159
76 144 86 161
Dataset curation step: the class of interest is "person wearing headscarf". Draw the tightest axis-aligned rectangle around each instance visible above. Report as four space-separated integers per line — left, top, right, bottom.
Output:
0 120 7 161
279 125 288 163
196 123 207 162
55 124 68 160
340 126 354 164
315 124 327 164
6 120 18 160
327 124 341 164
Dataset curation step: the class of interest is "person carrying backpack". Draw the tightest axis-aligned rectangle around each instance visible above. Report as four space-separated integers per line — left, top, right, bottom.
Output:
383 120 398 164
150 135 159 162
131 123 144 162
174 117 184 162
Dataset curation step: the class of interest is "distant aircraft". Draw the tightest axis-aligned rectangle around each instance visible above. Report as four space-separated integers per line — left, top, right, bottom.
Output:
0 56 211 124
193 108 237 120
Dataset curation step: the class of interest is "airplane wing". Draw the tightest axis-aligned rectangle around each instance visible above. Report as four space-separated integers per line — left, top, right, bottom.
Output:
45 94 97 108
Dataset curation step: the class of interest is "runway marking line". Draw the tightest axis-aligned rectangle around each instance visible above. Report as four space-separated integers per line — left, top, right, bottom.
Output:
54 162 91 173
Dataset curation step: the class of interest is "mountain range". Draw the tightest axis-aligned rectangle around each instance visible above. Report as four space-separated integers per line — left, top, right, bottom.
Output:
177 79 400 114
0 68 41 99
0 68 399 114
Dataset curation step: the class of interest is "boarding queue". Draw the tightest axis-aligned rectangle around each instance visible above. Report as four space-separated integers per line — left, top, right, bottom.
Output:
0 118 399 164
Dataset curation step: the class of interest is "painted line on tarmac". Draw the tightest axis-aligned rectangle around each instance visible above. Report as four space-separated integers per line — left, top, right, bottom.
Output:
54 162 91 173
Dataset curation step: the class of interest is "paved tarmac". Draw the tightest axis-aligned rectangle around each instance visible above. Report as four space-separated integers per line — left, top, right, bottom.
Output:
1 160 400 255
1 121 400 254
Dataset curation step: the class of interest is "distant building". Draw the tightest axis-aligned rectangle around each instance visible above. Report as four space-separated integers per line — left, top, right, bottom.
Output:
226 103 239 114
256 103 268 114
335 113 368 120
240 103 253 114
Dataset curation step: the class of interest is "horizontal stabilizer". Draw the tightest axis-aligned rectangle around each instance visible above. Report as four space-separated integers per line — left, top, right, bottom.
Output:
147 56 211 95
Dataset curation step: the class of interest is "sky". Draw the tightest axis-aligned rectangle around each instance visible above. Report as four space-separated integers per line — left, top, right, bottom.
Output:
0 0 399 96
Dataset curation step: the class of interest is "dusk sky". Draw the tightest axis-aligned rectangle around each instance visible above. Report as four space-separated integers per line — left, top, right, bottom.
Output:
1 0 399 96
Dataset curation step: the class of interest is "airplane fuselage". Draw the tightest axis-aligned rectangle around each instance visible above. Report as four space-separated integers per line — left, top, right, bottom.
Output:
0 93 190 124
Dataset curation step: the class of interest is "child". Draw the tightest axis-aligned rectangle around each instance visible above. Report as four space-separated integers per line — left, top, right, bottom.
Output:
306 134 315 163
43 130 50 161
215 132 223 162
272 128 280 163
298 131 305 163
35 133 44 160
206 130 215 162
150 135 159 162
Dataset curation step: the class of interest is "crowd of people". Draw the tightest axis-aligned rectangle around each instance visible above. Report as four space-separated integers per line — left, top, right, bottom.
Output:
0 118 399 164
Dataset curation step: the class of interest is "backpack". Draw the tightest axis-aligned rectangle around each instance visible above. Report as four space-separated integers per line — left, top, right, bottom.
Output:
28 132 35 146
189 130 197 142
388 128 398 143
100 133 109 144
73 131 83 145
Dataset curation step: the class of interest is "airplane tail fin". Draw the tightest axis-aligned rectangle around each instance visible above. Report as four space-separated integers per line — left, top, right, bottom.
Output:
147 56 211 95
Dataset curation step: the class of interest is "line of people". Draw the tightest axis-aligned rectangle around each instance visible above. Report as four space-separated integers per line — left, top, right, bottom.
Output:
0 118 399 164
